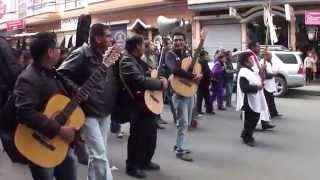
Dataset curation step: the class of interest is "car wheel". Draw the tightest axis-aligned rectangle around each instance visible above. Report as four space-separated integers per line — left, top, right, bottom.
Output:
274 76 287 97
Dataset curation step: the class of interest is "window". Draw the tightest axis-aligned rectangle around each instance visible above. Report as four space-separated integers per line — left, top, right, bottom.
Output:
275 54 298 64
65 0 82 9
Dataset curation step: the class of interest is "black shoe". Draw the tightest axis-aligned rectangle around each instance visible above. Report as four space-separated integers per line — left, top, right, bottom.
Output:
174 146 191 154
262 123 276 130
243 140 255 147
141 162 160 171
176 152 193 162
126 168 147 179
218 107 226 111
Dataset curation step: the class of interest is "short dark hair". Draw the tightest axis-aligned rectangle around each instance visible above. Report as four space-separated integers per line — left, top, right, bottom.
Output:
172 32 186 40
200 49 208 57
125 35 144 53
30 32 57 62
247 41 259 50
89 23 109 45
238 52 251 67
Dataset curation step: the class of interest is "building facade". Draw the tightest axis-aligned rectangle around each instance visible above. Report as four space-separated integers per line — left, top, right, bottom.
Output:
188 0 320 57
0 0 195 49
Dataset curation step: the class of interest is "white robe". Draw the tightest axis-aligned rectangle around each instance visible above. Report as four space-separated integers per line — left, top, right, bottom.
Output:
261 61 276 93
236 68 268 114
249 51 271 122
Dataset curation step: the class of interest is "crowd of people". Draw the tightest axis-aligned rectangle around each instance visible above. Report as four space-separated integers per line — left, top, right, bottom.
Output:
0 21 284 180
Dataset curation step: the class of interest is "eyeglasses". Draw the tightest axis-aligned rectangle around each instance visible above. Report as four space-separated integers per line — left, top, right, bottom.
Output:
173 39 184 42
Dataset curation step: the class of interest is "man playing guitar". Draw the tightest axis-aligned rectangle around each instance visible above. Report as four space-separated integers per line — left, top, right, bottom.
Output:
164 30 206 162
120 35 168 179
14 32 78 180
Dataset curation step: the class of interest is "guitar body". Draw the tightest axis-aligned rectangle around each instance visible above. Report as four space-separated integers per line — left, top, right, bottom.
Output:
14 94 85 168
144 70 164 114
169 57 202 97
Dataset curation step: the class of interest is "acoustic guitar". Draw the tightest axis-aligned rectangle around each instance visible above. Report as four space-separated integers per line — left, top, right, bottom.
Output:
169 56 202 97
14 47 120 168
144 69 164 114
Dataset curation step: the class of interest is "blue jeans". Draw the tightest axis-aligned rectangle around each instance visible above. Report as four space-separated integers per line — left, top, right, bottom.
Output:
225 82 233 107
172 94 193 151
84 116 113 180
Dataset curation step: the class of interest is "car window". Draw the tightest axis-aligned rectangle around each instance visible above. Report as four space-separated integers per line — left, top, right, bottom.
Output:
275 54 298 64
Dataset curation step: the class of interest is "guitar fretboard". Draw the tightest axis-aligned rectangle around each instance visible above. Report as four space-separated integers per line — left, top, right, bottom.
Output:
56 63 109 125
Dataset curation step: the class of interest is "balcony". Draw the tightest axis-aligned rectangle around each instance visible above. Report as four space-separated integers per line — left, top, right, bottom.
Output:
23 0 59 25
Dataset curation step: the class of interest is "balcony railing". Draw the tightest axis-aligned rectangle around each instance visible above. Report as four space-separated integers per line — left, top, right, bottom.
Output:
26 0 57 16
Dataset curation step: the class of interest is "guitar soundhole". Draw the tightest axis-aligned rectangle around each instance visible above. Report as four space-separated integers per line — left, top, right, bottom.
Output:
179 79 192 87
32 132 56 151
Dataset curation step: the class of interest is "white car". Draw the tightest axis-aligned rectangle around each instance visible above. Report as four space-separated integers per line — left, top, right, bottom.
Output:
209 50 305 97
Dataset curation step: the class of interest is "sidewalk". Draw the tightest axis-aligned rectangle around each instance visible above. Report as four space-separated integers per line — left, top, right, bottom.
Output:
290 79 320 96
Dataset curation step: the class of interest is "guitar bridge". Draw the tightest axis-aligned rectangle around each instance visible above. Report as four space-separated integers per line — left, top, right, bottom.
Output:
178 79 192 87
32 132 56 151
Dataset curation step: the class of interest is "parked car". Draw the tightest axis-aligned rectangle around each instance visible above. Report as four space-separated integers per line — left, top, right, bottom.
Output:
209 50 305 97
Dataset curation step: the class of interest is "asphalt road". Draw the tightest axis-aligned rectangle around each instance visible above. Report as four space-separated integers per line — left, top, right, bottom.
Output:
0 84 319 180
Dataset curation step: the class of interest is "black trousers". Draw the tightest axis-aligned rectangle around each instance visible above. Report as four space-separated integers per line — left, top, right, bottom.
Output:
127 113 157 169
241 108 260 143
110 120 121 133
29 151 77 180
306 68 313 83
197 86 211 113
264 89 279 118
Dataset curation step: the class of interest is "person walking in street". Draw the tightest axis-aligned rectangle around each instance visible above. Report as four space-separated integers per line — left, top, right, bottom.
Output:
224 51 236 108
58 24 118 180
211 51 227 111
165 30 206 162
142 40 167 129
262 52 282 119
120 35 168 179
14 32 78 180
311 48 318 80
304 50 314 84
248 41 275 130
197 49 214 115
237 51 266 147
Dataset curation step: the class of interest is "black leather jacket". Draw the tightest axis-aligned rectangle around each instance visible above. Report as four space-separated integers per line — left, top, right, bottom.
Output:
14 63 77 138
58 43 119 118
120 51 162 115
0 38 23 107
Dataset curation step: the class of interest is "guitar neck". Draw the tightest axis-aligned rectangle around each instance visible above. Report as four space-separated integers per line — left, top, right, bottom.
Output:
58 63 109 123
188 38 204 71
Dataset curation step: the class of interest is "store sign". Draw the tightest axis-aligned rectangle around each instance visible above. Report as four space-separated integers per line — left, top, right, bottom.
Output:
7 19 25 32
111 24 127 49
0 0 6 20
305 11 320 25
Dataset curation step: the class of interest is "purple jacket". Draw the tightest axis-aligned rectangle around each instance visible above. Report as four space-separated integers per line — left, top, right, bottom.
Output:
211 60 225 88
